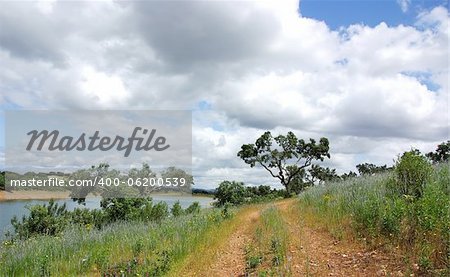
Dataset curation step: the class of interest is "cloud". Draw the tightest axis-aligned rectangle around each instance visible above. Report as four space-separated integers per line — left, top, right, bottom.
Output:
397 0 411 13
0 1 448 188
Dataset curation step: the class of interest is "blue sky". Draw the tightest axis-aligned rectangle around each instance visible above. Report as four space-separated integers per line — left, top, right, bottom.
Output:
300 0 448 29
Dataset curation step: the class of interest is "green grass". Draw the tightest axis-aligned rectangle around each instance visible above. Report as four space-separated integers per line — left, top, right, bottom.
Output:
298 162 449 275
245 206 289 276
0 208 230 276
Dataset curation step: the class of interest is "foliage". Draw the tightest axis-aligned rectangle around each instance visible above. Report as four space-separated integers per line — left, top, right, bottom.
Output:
8 197 191 240
214 181 248 206
237 131 330 194
426 140 450 163
160 167 194 193
0 208 231 276
0 171 4 190
393 150 433 198
185 202 201 214
307 164 339 184
171 201 184 217
356 163 391 175
11 200 70 239
298 162 449 273
100 198 153 222
128 163 156 196
245 206 288 275
340 171 357 180
214 181 284 206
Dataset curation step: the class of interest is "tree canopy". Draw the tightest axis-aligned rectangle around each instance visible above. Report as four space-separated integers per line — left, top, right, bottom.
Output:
237 131 330 194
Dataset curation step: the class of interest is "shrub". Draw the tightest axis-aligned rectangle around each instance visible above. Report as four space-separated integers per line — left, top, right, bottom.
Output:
149 202 169 222
11 200 70 239
185 202 200 214
101 198 153 222
214 181 248 206
393 150 432 198
171 201 184 217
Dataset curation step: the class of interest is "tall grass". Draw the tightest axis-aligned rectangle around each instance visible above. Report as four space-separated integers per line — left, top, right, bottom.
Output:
0 208 229 276
298 162 449 274
245 206 289 276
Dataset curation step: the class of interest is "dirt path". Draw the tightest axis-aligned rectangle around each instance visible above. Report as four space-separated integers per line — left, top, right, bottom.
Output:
276 199 405 276
173 205 263 277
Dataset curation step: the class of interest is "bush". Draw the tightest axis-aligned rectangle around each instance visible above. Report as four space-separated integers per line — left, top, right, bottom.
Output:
393 150 432 198
11 200 70 239
101 198 153 222
171 201 184 217
214 181 248 206
149 202 169 222
185 202 200 214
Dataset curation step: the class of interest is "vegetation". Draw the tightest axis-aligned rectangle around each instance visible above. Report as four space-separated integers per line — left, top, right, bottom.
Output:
214 181 285 206
245 206 289 276
426 140 450 163
8 198 203 240
237 131 330 194
0 171 5 190
298 155 449 275
355 163 392 175
2 137 449 276
1 208 231 276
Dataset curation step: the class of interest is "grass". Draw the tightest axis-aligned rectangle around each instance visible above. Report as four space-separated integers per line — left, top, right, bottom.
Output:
245 205 289 276
298 162 449 275
0 208 230 276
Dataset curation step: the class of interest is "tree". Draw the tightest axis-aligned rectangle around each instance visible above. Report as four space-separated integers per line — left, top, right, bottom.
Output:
160 167 194 193
214 181 247 206
128 163 156 196
426 141 450 163
341 171 357 180
0 171 4 190
307 164 339 185
237 131 330 194
356 163 390 176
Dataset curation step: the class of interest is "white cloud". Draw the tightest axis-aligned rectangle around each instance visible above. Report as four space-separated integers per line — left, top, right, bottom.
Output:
397 0 411 13
0 2 448 188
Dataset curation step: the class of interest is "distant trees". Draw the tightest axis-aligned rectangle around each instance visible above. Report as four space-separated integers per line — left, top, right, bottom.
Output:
238 131 330 194
356 163 391 175
214 181 284 206
0 171 4 190
426 141 450 163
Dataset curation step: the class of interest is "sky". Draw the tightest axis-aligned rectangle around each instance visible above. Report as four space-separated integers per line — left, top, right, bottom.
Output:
0 0 448 189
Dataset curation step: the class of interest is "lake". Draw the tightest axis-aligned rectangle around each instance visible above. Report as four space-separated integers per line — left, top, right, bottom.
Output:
0 195 214 239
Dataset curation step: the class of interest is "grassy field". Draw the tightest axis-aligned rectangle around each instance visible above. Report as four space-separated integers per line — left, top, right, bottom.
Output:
0 208 230 276
298 162 449 275
1 162 448 276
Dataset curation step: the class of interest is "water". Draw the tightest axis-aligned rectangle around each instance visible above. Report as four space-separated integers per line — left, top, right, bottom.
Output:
0 195 214 239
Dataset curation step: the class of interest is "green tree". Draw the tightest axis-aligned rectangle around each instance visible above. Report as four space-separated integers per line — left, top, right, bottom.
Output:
160 167 194 193
237 131 330 194
356 163 390 176
426 141 450 163
341 171 357 180
214 181 247 206
70 163 121 204
0 171 5 190
128 163 156 196
393 150 432 198
307 165 339 185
